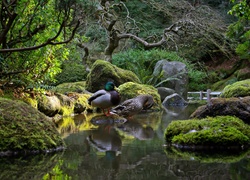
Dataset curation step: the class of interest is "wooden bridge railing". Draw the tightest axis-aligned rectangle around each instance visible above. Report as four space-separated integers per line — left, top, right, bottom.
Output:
187 89 221 103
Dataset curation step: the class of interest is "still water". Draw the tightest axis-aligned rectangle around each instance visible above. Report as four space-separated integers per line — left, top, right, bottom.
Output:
0 104 250 180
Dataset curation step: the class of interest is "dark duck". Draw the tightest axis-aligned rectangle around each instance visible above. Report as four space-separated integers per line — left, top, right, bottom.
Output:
112 94 155 117
88 82 121 116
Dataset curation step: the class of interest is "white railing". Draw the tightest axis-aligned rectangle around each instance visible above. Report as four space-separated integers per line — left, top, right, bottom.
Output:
188 89 221 102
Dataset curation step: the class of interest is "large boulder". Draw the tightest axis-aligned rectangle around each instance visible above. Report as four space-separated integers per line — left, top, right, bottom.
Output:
85 60 141 92
38 95 62 117
190 97 250 124
118 82 162 111
165 116 250 149
220 79 250 98
153 60 188 99
0 98 65 156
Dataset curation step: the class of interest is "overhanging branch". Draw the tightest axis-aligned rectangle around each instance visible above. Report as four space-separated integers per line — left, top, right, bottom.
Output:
0 20 80 53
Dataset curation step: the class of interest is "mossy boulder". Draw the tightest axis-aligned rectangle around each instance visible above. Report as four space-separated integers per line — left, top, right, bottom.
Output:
220 79 250 98
118 82 162 111
0 98 65 156
165 116 250 149
85 60 141 92
190 96 250 124
38 95 62 117
38 92 93 117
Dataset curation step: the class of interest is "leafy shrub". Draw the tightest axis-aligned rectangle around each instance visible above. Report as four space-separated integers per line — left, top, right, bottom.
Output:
54 62 87 85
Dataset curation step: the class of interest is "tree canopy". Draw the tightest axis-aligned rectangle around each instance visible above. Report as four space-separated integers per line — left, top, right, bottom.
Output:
0 0 80 87
0 0 247 91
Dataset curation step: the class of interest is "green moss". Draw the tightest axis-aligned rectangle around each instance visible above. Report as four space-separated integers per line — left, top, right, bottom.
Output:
22 97 38 109
85 60 141 92
220 79 250 98
75 93 92 110
118 82 162 110
0 98 65 154
60 106 74 116
165 116 250 147
54 81 86 94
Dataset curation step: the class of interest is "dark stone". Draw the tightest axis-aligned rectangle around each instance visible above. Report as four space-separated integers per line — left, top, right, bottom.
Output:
190 96 250 124
157 87 175 102
162 93 188 107
153 60 188 99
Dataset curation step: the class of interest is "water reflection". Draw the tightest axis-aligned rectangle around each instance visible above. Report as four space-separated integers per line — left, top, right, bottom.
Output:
0 153 63 180
0 105 249 180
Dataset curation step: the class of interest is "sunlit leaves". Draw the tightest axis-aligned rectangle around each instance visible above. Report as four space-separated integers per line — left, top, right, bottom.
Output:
0 0 82 87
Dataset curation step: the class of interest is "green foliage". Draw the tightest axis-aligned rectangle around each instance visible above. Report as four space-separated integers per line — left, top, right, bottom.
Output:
112 49 207 90
227 0 250 59
55 62 87 85
188 68 208 90
0 0 84 89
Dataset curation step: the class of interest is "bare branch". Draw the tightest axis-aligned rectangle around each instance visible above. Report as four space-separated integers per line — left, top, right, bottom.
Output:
118 33 166 49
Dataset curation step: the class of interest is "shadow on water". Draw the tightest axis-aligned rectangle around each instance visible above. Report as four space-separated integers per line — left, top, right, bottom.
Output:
0 104 250 179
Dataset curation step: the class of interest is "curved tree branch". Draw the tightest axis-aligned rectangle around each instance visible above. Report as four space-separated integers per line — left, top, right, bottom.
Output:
0 20 80 53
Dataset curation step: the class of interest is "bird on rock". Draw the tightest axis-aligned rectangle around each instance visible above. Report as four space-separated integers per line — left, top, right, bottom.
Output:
88 82 121 116
112 94 155 117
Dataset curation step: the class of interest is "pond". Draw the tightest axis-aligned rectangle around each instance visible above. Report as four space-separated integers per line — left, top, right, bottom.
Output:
0 104 250 180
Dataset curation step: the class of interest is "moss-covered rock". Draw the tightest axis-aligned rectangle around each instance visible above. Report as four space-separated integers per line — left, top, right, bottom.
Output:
0 98 65 156
85 60 141 92
190 96 250 124
220 79 250 98
118 82 162 111
35 90 93 117
38 95 62 117
165 116 250 149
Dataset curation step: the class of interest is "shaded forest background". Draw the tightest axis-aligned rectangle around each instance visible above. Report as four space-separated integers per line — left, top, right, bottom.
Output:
0 0 249 93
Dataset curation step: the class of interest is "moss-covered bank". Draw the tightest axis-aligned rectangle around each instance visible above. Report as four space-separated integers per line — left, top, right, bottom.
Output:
165 116 250 149
0 98 65 156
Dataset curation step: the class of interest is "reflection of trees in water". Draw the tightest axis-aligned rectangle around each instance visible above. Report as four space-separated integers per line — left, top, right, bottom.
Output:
116 151 250 179
56 113 99 138
0 153 63 180
4 109 248 179
55 109 250 179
